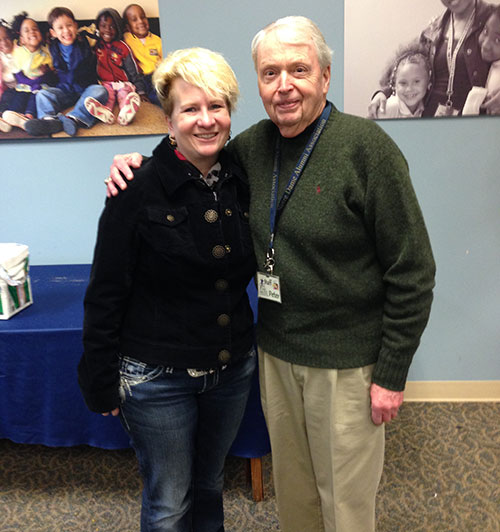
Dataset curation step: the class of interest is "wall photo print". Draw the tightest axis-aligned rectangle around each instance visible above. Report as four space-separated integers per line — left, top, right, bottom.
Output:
344 0 500 120
0 0 166 140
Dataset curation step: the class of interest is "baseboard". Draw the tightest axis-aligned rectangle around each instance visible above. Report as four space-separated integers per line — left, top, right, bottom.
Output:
405 381 500 402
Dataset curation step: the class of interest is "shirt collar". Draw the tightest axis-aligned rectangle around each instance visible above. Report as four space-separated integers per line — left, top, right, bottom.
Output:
153 136 243 196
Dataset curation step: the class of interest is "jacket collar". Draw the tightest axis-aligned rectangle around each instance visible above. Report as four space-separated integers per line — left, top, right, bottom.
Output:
152 136 248 196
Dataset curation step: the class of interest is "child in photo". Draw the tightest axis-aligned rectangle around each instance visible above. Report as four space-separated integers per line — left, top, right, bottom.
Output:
1 12 55 132
463 6 500 115
0 40 2 102
86 8 144 126
377 43 432 119
24 7 109 137
0 20 16 100
122 3 162 105
0 20 16 132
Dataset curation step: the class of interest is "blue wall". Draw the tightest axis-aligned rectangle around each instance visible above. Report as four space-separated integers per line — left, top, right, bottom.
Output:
1 1 499 382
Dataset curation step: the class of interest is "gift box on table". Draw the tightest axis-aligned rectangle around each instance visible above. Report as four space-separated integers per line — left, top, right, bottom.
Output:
0 243 33 320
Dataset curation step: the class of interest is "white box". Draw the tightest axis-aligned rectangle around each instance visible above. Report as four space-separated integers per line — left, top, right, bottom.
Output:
0 243 33 320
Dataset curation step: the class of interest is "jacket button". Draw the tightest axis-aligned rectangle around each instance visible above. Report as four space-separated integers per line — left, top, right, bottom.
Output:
225 208 233 216
225 245 231 253
472 70 478 78
217 314 230 327
166 214 175 222
212 245 226 258
466 48 472 55
243 211 249 219
215 279 228 291
218 350 231 363
204 209 218 223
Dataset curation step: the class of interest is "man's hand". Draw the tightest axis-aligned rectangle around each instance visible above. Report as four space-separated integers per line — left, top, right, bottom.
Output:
482 87 500 115
367 92 387 119
106 152 143 198
101 407 120 417
370 382 403 425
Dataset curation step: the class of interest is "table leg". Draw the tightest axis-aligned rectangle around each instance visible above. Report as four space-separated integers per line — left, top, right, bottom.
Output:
250 457 264 502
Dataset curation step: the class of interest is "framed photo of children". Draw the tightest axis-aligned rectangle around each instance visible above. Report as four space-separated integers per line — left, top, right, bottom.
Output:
344 0 500 120
0 0 167 140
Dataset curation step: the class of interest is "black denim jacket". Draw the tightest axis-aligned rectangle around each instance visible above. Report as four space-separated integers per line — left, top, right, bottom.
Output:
79 138 256 412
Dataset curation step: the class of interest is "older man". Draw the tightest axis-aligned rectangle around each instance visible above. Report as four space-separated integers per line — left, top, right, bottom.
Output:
106 16 435 532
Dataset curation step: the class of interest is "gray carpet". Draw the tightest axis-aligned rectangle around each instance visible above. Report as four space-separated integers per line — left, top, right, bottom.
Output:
1 402 499 531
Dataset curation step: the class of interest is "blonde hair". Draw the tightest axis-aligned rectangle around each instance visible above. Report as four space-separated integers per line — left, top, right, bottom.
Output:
251 16 333 70
153 47 239 116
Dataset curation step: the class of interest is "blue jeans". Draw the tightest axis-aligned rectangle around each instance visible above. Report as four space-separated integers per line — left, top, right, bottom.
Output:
0 89 36 116
144 74 161 106
35 85 108 127
119 350 256 532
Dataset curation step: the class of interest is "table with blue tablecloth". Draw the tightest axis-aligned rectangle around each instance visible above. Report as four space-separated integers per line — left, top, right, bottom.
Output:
0 264 270 500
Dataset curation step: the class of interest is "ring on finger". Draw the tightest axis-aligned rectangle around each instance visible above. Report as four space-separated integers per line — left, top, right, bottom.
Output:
104 177 112 185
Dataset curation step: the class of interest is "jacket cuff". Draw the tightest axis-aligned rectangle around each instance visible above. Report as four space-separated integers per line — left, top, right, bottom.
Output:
79 383 121 413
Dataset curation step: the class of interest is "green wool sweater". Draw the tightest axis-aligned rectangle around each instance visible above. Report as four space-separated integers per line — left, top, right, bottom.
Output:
228 105 435 391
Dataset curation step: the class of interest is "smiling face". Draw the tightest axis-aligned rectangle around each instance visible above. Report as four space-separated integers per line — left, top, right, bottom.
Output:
394 60 430 113
50 14 78 46
479 12 500 63
256 29 330 138
0 26 14 54
124 5 149 39
440 0 475 16
166 78 231 176
98 15 117 43
19 19 42 53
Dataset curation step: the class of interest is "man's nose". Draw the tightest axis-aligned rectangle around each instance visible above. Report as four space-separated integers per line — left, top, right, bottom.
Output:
278 71 292 92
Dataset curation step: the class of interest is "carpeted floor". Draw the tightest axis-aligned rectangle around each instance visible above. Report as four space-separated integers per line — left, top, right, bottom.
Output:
1 402 499 531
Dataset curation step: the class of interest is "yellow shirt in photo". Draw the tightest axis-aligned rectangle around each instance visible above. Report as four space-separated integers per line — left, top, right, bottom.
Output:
123 32 162 75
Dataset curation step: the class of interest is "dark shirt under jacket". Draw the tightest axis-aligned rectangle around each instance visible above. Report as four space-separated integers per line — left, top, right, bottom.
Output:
79 137 256 413
50 34 99 93
420 0 493 116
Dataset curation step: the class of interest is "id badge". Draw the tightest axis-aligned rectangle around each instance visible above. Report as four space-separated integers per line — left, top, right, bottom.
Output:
257 271 282 304
435 103 459 117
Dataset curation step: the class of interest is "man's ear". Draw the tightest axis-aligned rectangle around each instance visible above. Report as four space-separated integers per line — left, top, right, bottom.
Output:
49 28 56 39
322 65 331 96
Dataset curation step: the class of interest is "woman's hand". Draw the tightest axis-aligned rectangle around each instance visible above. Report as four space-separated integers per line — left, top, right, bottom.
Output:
367 92 387 119
106 152 143 198
101 408 120 417
482 87 500 115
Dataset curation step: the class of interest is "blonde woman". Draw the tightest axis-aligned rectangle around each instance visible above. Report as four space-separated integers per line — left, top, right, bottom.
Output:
78 48 256 532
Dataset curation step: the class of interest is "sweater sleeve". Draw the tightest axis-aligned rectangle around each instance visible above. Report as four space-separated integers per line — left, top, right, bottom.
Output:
362 124 435 391
78 176 144 412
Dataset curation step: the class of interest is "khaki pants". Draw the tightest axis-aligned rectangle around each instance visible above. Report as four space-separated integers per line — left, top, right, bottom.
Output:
258 348 385 532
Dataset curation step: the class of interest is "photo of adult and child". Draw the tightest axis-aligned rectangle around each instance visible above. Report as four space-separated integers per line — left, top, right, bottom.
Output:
345 0 500 120
0 0 167 140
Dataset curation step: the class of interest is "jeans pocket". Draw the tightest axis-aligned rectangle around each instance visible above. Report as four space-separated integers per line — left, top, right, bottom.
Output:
233 347 257 380
119 355 164 402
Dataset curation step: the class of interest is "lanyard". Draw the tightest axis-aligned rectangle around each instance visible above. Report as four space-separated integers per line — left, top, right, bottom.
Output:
264 102 332 274
445 8 475 107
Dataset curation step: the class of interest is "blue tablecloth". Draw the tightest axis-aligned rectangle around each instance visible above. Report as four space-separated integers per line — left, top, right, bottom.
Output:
0 264 270 457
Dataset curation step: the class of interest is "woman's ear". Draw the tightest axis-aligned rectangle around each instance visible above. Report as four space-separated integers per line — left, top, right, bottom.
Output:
166 115 173 134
